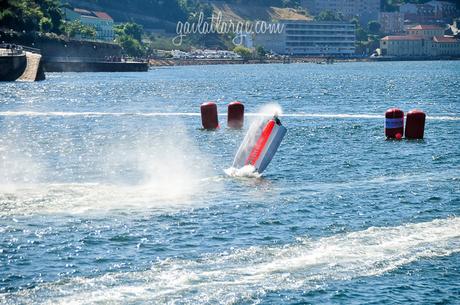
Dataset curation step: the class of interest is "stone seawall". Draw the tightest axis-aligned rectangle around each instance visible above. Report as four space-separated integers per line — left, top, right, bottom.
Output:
1 32 123 62
44 61 149 72
19 52 45 81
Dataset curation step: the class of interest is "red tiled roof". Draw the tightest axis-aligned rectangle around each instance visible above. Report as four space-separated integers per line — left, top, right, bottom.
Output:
73 8 112 20
381 35 424 41
93 11 113 20
433 35 459 43
73 8 92 16
409 25 443 30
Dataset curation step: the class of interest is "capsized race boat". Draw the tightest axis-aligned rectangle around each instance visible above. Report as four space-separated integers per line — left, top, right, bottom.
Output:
232 115 287 174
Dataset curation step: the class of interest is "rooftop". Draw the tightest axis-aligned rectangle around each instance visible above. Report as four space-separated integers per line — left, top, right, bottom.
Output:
73 8 92 16
93 12 113 20
409 25 444 30
381 35 424 41
73 8 113 21
433 35 459 43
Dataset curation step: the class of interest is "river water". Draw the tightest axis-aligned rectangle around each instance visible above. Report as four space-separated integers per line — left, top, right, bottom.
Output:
0 61 459 304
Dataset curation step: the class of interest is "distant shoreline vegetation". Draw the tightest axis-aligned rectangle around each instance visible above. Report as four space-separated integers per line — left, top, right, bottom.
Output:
173 12 285 46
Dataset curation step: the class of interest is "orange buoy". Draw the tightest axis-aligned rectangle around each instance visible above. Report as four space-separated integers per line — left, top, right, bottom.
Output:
200 102 219 130
385 108 404 139
405 110 426 139
227 101 244 129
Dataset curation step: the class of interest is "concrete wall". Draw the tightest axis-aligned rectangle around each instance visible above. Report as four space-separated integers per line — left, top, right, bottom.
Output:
0 32 122 62
35 39 122 61
44 61 148 72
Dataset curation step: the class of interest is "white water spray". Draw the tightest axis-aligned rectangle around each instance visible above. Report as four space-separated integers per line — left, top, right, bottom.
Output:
0 122 219 215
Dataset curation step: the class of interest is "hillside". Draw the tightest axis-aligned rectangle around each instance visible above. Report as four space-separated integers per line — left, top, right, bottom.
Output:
65 0 310 32
211 2 311 22
63 0 459 34
65 0 188 31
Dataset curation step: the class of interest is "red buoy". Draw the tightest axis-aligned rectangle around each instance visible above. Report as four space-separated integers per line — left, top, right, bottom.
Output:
227 101 244 129
200 102 219 130
385 108 404 139
405 110 426 139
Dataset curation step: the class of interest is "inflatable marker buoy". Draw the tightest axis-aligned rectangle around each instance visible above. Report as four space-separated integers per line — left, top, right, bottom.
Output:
385 108 404 139
405 110 426 139
227 101 244 129
201 102 219 130
232 115 286 174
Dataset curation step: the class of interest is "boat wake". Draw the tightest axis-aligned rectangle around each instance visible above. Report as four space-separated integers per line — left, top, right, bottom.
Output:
3 217 459 304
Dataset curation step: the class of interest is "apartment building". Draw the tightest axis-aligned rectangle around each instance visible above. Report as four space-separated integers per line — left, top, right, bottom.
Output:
379 12 405 34
254 20 355 56
400 1 458 23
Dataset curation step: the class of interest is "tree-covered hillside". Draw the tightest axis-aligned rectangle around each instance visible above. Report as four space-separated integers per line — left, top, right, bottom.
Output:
0 0 63 33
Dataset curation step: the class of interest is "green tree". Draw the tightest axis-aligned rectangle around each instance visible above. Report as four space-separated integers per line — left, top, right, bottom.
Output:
255 45 266 58
63 20 96 39
315 10 344 21
233 45 252 60
39 17 53 33
0 0 63 33
115 22 144 41
356 27 368 41
368 20 381 34
117 35 145 57
351 17 369 42
79 24 97 39
115 22 146 57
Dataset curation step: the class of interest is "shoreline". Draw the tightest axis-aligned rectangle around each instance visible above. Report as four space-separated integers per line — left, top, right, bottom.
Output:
149 57 368 67
149 56 460 67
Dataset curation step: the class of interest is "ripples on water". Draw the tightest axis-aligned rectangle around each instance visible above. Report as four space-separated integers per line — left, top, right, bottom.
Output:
0 62 459 304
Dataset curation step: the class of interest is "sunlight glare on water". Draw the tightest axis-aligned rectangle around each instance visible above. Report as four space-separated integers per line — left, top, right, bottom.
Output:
0 61 459 304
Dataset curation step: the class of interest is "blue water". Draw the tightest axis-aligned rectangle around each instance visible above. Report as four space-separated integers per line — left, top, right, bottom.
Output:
0 61 459 304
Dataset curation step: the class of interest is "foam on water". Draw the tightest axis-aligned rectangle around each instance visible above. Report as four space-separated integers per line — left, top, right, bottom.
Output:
305 169 460 194
0 181 218 216
4 217 459 304
224 165 261 178
1 111 458 120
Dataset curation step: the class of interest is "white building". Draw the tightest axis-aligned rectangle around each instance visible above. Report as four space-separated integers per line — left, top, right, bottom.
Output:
301 0 380 24
407 24 445 38
432 35 460 56
380 23 460 57
181 49 242 60
171 50 190 59
254 20 355 56
64 8 114 41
